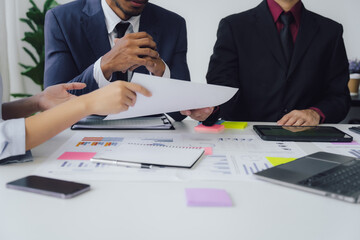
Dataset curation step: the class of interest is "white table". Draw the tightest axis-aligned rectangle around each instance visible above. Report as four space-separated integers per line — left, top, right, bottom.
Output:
1 121 359 240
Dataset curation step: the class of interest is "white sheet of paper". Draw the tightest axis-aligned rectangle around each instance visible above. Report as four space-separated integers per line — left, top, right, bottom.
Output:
105 73 238 120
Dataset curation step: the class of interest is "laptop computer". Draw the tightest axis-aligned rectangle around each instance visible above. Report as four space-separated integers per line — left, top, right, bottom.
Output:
254 152 360 203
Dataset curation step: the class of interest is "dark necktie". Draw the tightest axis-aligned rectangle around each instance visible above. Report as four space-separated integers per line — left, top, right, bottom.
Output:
113 22 130 81
279 12 294 67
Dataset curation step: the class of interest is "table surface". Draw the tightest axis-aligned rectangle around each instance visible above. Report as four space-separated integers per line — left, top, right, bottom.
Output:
1 121 360 240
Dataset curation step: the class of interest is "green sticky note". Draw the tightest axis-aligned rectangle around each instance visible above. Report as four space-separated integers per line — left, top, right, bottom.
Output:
221 122 248 129
266 157 296 166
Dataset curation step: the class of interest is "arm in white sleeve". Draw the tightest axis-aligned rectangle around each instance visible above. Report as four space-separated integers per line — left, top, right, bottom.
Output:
93 57 112 88
0 118 26 160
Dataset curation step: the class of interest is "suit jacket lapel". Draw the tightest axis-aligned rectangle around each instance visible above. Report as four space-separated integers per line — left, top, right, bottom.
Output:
136 3 159 74
254 1 287 71
287 7 319 78
139 4 159 45
81 0 110 59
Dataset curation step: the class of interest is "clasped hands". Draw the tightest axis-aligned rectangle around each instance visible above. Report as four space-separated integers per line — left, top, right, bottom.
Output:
101 32 165 80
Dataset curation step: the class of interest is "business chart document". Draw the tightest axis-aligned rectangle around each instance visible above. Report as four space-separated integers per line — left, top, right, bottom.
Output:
314 141 360 158
34 131 306 182
105 73 238 120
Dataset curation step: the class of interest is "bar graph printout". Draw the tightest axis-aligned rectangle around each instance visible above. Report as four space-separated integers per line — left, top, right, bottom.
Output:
314 141 360 158
34 132 306 181
176 134 306 180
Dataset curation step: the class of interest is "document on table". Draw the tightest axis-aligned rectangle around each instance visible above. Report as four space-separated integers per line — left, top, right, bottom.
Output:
33 132 307 182
313 141 360 158
105 73 238 120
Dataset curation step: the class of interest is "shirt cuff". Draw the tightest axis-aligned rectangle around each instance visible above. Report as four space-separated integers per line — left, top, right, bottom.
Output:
93 57 111 88
162 61 171 78
0 118 26 160
310 107 326 124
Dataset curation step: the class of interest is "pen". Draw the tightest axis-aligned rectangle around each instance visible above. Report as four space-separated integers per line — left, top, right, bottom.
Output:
90 158 152 169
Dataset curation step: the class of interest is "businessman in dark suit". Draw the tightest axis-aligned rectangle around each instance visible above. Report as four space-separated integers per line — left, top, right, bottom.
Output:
44 0 191 121
199 0 350 126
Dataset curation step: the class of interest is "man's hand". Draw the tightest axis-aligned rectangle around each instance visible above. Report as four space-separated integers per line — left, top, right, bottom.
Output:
38 83 86 111
101 32 160 79
277 109 321 126
142 56 165 77
180 107 214 122
128 56 166 77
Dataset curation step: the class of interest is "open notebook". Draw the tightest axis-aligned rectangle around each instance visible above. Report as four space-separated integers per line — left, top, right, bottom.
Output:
91 143 205 168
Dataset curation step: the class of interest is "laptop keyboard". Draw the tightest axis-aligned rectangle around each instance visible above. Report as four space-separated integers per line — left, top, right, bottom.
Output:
298 160 360 196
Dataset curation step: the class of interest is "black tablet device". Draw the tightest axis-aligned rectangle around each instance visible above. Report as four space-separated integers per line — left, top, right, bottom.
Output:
253 125 353 142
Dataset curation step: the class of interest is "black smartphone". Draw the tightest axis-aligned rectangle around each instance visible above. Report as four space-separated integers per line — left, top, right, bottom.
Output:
6 175 90 199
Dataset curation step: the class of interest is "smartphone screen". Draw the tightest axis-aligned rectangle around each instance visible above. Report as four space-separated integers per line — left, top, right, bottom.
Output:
6 175 90 199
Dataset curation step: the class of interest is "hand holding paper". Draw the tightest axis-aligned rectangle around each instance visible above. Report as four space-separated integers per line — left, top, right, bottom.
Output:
180 107 215 122
105 73 238 120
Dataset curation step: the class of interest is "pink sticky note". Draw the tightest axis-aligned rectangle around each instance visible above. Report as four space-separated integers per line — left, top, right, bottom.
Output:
194 124 225 133
185 188 233 207
202 147 213 155
57 152 97 160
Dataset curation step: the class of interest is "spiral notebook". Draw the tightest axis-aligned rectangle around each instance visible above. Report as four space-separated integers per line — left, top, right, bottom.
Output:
90 143 205 168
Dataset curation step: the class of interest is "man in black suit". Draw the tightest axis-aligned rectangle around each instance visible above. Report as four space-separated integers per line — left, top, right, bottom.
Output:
199 0 351 126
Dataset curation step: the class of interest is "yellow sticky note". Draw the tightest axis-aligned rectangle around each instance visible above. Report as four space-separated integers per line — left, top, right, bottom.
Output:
266 157 296 166
221 122 248 129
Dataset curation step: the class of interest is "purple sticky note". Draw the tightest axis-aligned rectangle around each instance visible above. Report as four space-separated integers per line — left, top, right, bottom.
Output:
185 188 233 207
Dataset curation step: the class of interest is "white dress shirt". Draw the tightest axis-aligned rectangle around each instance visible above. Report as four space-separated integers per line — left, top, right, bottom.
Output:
94 0 170 88
0 75 26 160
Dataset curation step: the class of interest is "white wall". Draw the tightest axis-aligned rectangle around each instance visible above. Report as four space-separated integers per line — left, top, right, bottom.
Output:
3 0 360 98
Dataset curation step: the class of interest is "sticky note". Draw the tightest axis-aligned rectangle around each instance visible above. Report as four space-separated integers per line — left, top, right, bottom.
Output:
57 152 97 160
202 147 213 155
185 188 233 207
194 124 225 133
266 157 296 166
221 122 248 129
